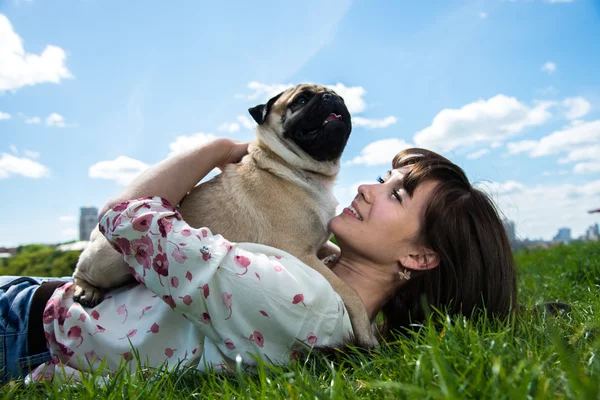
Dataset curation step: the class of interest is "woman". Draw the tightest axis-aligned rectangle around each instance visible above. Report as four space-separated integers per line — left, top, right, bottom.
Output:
0 139 517 384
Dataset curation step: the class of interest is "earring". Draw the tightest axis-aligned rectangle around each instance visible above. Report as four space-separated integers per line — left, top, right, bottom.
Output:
398 268 411 281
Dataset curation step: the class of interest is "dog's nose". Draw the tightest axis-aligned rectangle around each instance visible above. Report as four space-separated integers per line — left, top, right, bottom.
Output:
322 93 337 104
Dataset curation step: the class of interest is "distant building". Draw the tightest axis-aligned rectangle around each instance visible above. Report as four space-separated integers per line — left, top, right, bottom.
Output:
79 206 99 241
585 223 599 241
553 227 572 243
502 219 518 249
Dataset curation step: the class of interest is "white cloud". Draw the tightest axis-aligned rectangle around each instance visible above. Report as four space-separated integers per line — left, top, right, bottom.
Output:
478 179 600 240
237 115 255 130
25 116 41 124
558 144 600 164
88 156 150 186
167 132 220 157
562 97 592 120
353 116 397 129
45 113 66 127
541 62 557 74
0 111 10 120
574 161 600 174
217 122 240 133
467 149 490 159
536 86 559 97
237 82 395 129
23 149 39 159
479 11 488 18
326 83 367 114
9 144 18 155
236 82 294 101
334 180 375 215
59 216 76 223
0 152 50 179
413 95 553 153
345 138 412 166
507 119 600 157
0 14 73 92
542 170 569 176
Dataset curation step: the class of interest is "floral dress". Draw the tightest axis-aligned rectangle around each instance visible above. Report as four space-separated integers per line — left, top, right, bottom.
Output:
28 197 353 383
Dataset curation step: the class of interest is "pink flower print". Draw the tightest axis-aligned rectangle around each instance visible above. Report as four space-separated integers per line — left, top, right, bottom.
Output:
117 304 128 323
242 331 265 348
111 213 123 232
139 305 153 319
67 326 84 348
192 348 197 355
259 310 269 318
165 348 177 358
160 197 174 211
172 247 187 264
234 255 251 276
42 298 60 324
157 218 173 238
99 224 106 235
132 235 155 272
78 313 87 322
90 310 100 320
224 338 235 350
221 241 233 251
273 262 285 272
57 307 71 327
199 312 211 324
202 283 209 298
306 332 318 345
186 271 193 281
292 294 306 307
85 350 98 362
201 228 208 238
118 329 138 340
57 342 74 358
114 237 132 255
171 276 179 288
275 255 282 259
121 352 134 361
179 295 192 306
222 292 233 320
255 272 260 280
163 295 176 309
181 228 192 237
88 325 106 336
147 322 160 334
152 253 169 286
44 331 56 345
112 201 130 212
132 213 153 232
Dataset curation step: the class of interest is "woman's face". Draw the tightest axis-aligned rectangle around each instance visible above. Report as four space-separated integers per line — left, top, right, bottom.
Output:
329 167 439 267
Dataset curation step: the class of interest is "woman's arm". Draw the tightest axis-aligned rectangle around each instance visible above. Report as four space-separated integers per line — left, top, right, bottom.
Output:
99 138 249 219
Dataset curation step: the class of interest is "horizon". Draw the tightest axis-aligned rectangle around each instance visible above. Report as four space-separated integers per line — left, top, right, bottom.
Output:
1 0 599 247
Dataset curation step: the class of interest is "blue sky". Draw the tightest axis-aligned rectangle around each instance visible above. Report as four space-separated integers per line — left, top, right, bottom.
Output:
1 0 599 247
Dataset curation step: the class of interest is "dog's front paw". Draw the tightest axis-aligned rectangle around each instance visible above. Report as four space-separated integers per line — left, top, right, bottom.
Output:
73 279 105 308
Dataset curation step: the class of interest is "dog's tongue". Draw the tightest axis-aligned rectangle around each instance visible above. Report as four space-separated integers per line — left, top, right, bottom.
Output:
322 113 343 126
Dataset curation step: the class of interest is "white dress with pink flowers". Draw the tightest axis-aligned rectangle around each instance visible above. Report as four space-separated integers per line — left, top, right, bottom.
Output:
28 197 353 383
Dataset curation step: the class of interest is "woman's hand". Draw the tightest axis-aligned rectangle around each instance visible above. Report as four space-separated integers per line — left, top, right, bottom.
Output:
215 139 250 171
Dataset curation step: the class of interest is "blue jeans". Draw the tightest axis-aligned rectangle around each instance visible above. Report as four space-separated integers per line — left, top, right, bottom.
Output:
0 276 73 384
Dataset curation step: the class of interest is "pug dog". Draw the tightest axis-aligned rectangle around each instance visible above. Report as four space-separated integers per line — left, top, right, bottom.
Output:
72 84 378 347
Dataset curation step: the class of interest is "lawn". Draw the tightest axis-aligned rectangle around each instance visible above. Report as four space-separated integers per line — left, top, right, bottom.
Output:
2 241 600 399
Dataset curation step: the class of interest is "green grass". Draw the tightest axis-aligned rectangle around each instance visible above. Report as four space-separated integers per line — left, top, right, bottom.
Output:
3 241 600 399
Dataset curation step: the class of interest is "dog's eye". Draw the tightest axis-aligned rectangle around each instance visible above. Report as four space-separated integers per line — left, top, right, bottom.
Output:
295 96 308 105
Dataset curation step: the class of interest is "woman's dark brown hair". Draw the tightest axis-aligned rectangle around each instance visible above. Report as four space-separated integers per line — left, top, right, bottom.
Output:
379 148 518 338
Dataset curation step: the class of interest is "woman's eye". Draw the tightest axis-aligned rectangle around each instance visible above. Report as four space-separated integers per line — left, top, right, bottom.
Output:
377 176 385 183
296 96 307 105
392 190 403 203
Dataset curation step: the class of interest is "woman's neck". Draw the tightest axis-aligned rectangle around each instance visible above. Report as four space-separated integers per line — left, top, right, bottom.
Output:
331 256 404 322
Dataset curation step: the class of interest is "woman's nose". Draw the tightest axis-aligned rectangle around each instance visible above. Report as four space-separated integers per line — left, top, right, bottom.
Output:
357 184 375 204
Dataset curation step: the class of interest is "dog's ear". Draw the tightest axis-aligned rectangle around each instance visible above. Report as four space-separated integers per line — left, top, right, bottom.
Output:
248 92 283 125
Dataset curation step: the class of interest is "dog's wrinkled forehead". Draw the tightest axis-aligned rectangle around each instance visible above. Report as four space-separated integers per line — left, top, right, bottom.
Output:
271 84 336 113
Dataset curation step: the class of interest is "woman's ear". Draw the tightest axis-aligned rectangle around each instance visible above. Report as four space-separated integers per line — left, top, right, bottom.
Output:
400 250 440 271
